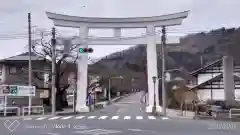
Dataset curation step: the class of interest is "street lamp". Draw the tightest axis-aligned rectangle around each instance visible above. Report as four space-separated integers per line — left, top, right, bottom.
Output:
152 76 157 114
108 76 123 101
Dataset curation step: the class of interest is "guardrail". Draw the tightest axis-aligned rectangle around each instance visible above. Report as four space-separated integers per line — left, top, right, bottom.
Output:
0 106 21 116
229 108 240 118
22 106 44 116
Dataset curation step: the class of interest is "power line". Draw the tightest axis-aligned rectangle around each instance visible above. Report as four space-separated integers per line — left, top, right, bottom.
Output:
0 27 206 41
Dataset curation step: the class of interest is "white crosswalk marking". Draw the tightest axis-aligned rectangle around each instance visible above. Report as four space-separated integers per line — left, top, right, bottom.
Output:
87 116 96 119
48 116 61 120
36 117 47 120
75 129 121 134
61 116 73 120
148 116 156 119
161 117 170 120
75 116 85 119
111 116 119 119
124 116 131 120
24 117 32 120
99 116 108 119
22 115 170 121
136 116 143 120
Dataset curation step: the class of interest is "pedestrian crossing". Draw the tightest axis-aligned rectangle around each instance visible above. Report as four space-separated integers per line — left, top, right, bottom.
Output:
22 115 170 121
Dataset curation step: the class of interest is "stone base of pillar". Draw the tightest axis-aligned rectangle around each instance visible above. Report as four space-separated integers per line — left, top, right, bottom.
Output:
76 105 89 113
156 105 162 113
146 105 153 113
145 105 162 113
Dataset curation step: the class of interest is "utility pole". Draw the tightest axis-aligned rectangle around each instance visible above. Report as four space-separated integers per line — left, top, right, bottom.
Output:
161 26 167 116
200 55 203 68
51 27 56 115
152 76 157 114
108 78 111 101
28 13 32 116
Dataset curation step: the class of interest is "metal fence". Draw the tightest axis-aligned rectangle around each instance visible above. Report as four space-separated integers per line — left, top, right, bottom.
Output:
229 108 240 118
0 106 21 116
22 106 44 116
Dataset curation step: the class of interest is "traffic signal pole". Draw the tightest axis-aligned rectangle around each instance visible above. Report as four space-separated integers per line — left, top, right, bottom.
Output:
161 26 167 116
51 27 56 116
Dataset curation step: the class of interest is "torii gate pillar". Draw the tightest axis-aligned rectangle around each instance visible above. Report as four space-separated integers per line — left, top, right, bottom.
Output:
76 26 89 112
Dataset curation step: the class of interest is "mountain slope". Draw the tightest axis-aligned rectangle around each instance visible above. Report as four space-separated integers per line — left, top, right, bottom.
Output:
89 27 240 83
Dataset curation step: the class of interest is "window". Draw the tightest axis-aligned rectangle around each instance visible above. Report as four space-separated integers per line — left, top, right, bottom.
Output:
9 66 17 74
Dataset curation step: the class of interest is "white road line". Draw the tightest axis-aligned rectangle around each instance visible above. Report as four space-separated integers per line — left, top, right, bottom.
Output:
48 116 61 120
61 116 73 120
23 117 32 120
99 116 108 119
111 116 119 120
136 116 143 120
161 117 170 120
36 117 47 120
87 116 96 119
148 116 156 119
124 116 131 120
75 116 85 119
47 133 59 135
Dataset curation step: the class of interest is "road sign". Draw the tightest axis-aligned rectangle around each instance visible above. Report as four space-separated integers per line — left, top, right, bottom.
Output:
10 85 18 96
0 85 35 96
0 85 11 96
17 86 35 96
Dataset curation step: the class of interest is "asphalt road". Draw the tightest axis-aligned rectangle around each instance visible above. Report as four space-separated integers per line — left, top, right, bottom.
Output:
1 92 240 135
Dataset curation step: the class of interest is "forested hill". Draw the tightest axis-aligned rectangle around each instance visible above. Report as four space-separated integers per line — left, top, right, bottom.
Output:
89 27 240 77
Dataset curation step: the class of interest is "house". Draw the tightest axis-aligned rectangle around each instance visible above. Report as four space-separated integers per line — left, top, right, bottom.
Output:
189 56 239 105
0 52 50 106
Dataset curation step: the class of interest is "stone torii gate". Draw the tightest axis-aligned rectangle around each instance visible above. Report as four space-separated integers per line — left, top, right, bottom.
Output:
46 11 189 113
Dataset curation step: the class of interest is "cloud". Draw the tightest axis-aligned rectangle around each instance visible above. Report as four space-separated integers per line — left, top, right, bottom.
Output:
0 0 240 59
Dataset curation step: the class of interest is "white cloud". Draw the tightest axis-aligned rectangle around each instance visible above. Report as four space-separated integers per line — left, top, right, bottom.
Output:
0 0 240 59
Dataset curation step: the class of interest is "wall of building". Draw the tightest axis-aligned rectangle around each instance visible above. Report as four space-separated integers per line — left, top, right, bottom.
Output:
0 61 48 106
195 58 240 102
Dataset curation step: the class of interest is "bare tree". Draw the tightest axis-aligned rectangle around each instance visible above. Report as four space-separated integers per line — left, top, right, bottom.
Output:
31 32 104 110
32 32 79 110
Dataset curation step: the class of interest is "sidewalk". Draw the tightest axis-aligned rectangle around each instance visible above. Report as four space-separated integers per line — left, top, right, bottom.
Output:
56 94 128 116
166 108 195 119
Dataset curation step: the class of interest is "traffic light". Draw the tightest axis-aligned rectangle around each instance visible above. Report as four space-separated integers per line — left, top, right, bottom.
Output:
79 48 93 53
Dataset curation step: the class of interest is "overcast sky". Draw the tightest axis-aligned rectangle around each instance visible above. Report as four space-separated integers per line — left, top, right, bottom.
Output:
0 0 239 59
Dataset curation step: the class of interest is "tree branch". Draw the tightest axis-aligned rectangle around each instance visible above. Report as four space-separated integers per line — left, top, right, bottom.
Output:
40 35 51 51
57 54 68 64
60 84 70 91
33 72 44 81
16 75 40 88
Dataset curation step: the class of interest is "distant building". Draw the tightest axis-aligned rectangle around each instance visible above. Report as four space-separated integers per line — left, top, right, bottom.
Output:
0 52 50 106
189 56 239 104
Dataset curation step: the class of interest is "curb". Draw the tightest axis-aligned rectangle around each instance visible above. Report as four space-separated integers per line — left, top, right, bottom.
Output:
194 116 240 122
167 116 195 120
56 112 87 116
